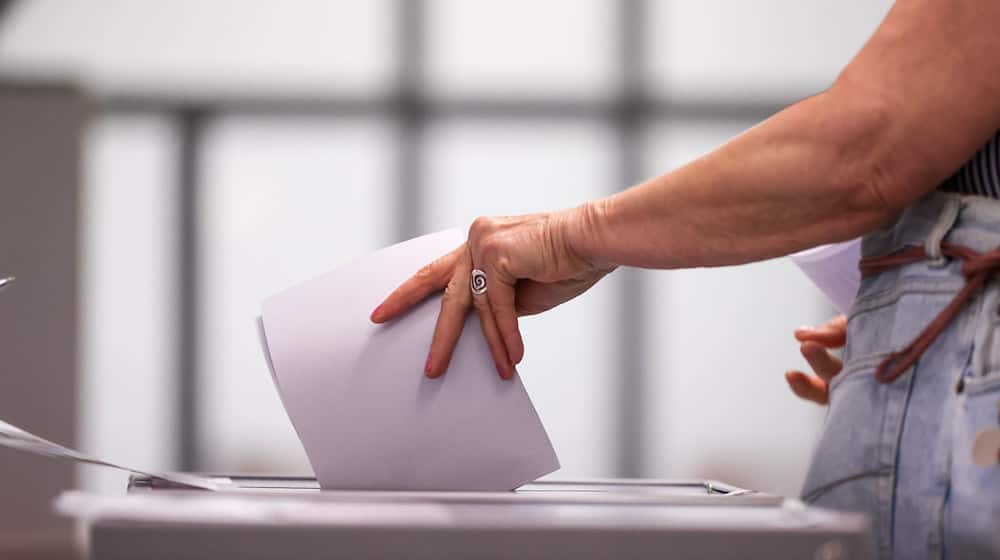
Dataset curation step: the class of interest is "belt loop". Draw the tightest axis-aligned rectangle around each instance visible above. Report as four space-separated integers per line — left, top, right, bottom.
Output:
924 195 962 267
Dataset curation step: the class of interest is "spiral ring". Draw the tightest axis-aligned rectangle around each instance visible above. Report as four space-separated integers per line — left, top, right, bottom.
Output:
470 269 488 296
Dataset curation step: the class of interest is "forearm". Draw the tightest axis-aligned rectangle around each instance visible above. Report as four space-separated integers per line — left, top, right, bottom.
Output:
567 0 1000 271
569 90 902 269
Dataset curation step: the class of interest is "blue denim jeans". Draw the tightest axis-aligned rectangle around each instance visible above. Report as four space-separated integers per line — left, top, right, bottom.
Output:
801 191 1000 559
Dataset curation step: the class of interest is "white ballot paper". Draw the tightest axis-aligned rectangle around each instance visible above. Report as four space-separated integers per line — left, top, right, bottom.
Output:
0 419 219 491
788 238 862 315
259 229 560 491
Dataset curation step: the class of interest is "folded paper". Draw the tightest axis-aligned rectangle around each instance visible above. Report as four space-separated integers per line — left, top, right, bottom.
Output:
260 229 560 491
789 238 862 315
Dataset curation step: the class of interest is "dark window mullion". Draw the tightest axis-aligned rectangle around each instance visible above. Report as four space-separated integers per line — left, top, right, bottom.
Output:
395 0 426 241
176 107 206 472
615 0 648 478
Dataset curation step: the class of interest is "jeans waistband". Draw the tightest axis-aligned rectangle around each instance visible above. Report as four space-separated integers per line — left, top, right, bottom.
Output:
862 191 1000 259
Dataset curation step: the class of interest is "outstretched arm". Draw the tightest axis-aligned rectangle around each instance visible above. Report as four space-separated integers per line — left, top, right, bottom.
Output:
572 0 1000 269
375 0 1000 379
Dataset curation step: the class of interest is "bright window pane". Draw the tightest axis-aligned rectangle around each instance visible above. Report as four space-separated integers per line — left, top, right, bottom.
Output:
80 115 179 494
0 0 396 97
425 0 617 100
641 120 829 496
199 116 396 473
644 0 893 101
423 118 620 477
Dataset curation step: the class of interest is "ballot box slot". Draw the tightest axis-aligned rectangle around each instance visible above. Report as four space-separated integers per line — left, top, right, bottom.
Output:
133 476 736 495
519 480 736 496
127 475 776 507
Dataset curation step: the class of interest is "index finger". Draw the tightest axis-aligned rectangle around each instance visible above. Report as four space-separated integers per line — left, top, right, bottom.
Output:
487 275 524 366
371 245 465 324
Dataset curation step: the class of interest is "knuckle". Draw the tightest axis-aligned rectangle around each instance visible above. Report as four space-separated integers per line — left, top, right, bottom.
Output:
469 216 496 243
443 278 469 303
471 294 491 312
492 255 513 277
491 296 517 316
414 263 436 283
478 236 502 261
469 215 491 234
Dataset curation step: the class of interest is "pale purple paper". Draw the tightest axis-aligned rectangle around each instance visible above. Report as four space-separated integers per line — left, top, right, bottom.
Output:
260 230 560 491
789 238 862 315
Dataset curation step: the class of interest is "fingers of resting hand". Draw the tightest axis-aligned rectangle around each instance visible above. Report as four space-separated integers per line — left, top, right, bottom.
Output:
794 314 847 347
425 252 474 379
799 340 844 382
371 246 464 324
486 276 524 365
784 371 829 405
470 286 515 380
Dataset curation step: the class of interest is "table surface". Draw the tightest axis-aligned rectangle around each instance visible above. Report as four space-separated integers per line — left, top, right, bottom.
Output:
56 477 863 533
65 478 875 560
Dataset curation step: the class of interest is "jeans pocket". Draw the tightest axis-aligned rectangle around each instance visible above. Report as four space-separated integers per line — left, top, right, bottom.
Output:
973 287 1000 385
801 358 894 559
947 376 1000 557
808 285 925 503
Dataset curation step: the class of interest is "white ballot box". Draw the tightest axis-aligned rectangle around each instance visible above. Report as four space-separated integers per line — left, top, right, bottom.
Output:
59 476 873 560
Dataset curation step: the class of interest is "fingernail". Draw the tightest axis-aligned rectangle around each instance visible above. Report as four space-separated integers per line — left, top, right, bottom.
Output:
425 354 433 375
497 365 506 379
370 305 383 322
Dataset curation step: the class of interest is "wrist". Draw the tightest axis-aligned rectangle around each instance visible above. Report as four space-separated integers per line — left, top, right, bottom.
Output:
562 198 617 272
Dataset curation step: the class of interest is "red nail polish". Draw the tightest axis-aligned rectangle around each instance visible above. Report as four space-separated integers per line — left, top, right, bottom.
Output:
497 365 505 379
425 354 433 374
370 304 383 321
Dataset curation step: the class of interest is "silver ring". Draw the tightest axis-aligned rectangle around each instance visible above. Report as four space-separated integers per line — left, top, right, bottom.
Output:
470 269 488 296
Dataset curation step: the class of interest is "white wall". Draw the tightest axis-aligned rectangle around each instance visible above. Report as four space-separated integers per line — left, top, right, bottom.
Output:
644 0 893 102
79 115 179 494
0 0 396 97
639 121 833 496
198 116 396 473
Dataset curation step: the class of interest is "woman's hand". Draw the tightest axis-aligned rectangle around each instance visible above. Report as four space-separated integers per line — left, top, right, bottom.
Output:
370 208 615 379
784 315 846 405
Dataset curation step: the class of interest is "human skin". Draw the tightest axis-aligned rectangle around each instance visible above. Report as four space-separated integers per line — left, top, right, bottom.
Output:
372 0 1000 380
786 316 846 405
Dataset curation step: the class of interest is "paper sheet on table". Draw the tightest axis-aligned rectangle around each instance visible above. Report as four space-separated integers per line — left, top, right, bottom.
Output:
0 418 219 491
788 238 862 315
259 229 560 491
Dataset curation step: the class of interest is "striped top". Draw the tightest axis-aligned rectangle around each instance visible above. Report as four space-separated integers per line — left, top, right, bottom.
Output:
939 130 1000 197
